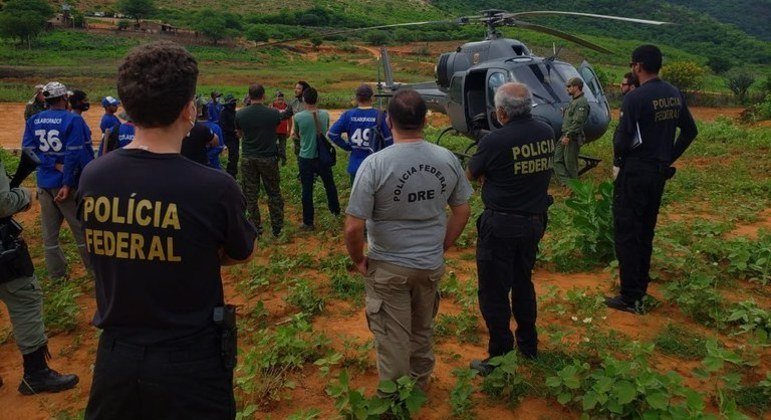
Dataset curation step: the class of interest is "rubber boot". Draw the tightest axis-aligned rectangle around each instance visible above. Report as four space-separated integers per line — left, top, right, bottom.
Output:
18 345 79 395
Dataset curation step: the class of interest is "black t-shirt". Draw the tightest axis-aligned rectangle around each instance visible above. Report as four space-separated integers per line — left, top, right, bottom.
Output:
77 148 257 344
613 78 697 166
181 123 214 165
468 115 555 214
219 105 237 141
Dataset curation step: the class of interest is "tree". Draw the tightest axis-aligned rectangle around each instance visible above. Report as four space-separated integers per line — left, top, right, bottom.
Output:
662 61 706 92
193 10 227 44
246 26 268 43
117 0 156 24
706 55 732 74
725 69 755 103
0 0 54 48
364 31 391 46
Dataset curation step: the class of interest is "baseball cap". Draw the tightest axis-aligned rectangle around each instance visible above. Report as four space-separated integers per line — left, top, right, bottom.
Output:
211 91 222 97
275 90 284 98
223 93 237 104
42 81 68 99
355 84 374 99
566 77 584 88
102 96 120 107
34 84 45 92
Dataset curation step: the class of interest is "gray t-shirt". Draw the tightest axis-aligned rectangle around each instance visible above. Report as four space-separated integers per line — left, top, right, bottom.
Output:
347 140 473 269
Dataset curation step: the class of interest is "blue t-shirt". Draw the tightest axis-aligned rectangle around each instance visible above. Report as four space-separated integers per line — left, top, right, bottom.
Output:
100 113 121 133
328 107 392 175
204 121 225 169
22 109 94 188
118 123 135 148
207 102 222 124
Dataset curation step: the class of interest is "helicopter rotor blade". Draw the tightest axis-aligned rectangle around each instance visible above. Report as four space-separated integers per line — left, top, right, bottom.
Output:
254 18 468 48
502 11 670 26
507 20 614 54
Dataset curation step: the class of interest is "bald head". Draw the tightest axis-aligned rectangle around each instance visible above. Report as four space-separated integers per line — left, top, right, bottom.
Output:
494 83 532 123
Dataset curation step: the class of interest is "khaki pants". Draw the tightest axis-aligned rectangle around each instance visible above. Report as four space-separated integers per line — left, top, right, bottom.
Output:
38 187 90 279
364 259 444 390
0 275 47 354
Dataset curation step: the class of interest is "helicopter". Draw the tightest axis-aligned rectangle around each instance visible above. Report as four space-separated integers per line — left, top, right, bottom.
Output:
257 10 669 173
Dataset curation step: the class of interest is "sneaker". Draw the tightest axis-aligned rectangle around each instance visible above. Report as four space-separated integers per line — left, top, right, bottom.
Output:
469 358 494 376
18 368 79 395
604 295 642 314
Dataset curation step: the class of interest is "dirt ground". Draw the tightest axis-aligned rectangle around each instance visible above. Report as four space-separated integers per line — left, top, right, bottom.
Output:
0 102 747 151
0 104 768 419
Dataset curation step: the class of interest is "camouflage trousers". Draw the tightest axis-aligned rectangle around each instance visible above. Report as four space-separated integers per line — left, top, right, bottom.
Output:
240 156 284 236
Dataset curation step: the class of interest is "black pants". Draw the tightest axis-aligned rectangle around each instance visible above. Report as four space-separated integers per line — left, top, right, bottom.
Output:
613 159 667 303
476 210 544 358
298 157 340 226
224 137 240 178
85 328 235 420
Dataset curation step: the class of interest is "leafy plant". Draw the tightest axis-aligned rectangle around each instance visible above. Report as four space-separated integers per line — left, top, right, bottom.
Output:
547 345 707 418
662 273 726 326
450 368 477 418
327 371 426 419
284 278 325 316
314 352 343 377
547 180 615 271
726 300 771 342
435 311 479 343
481 351 529 405
330 272 364 301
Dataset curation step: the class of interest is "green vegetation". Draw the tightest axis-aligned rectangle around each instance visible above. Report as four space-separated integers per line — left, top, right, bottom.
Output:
117 0 156 24
0 0 54 47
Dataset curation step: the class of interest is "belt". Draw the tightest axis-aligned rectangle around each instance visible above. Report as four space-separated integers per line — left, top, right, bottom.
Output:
484 209 543 222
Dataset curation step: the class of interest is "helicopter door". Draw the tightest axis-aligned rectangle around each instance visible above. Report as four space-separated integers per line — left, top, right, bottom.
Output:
446 74 467 133
486 70 507 129
578 61 610 118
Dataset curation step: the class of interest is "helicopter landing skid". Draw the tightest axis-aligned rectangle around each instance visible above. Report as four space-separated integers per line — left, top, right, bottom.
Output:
578 155 601 176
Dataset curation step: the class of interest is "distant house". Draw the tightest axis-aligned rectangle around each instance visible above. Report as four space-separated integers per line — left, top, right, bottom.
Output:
136 20 179 33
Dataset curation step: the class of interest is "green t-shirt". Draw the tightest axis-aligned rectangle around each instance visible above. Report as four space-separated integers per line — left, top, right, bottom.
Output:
235 103 280 158
294 110 329 159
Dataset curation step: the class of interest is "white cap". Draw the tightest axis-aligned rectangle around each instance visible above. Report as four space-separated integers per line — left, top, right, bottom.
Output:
42 81 68 99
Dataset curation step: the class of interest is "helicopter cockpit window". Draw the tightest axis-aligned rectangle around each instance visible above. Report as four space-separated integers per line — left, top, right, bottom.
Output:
487 71 507 128
509 66 557 106
553 63 598 102
487 72 507 104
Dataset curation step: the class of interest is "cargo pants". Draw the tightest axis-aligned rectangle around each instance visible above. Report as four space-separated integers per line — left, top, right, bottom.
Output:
0 275 47 355
364 259 444 390
38 187 91 279
553 137 581 185
240 156 284 236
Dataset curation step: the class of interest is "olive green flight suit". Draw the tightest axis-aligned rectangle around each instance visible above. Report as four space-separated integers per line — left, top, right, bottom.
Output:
0 161 47 355
554 93 589 185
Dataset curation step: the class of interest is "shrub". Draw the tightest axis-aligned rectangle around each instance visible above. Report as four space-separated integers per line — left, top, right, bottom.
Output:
725 68 756 103
284 279 325 316
706 55 732 74
364 31 392 46
662 61 706 92
246 25 269 43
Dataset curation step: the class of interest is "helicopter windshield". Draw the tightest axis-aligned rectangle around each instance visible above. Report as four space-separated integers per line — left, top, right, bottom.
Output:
509 62 597 105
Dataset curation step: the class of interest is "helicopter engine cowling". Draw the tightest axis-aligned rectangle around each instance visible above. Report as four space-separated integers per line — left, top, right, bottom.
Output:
436 39 532 88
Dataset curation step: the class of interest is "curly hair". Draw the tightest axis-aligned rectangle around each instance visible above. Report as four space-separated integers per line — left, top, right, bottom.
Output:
117 41 198 128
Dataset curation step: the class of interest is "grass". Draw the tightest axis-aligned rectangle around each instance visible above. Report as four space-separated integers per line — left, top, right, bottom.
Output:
654 323 709 360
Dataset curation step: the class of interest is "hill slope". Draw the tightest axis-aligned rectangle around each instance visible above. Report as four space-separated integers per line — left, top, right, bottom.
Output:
665 0 771 41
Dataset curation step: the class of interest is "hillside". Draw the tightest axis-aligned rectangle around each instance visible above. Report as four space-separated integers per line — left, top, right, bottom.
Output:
666 0 771 41
37 0 771 64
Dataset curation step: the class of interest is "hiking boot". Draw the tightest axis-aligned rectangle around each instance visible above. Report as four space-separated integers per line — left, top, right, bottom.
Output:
18 368 79 395
604 295 642 314
18 344 79 395
469 358 494 376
